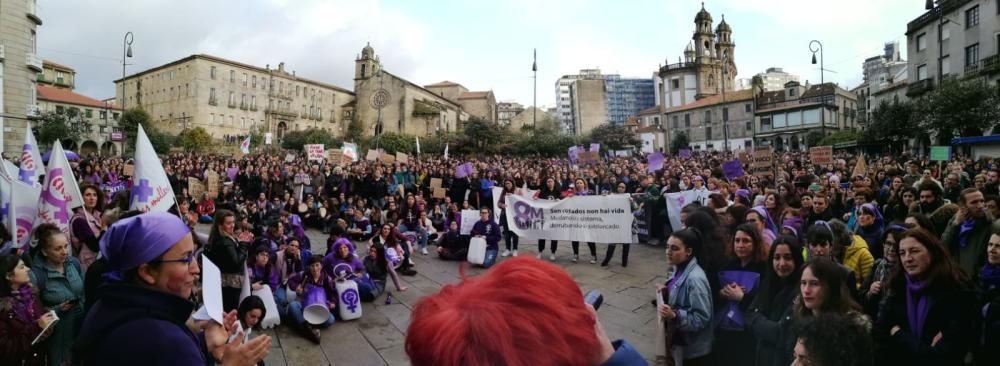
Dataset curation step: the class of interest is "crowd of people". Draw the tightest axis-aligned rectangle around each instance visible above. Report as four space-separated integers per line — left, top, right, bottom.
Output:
1 146 1000 365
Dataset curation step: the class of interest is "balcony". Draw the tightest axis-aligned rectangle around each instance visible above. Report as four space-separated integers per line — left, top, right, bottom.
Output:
208 98 217 106
240 102 248 110
906 78 934 97
26 1 41 25
26 53 42 72
26 104 41 119
966 54 1000 77
228 101 237 108
267 91 292 100
265 107 297 118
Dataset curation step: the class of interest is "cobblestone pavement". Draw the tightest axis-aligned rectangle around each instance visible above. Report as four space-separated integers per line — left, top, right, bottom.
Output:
201 225 667 366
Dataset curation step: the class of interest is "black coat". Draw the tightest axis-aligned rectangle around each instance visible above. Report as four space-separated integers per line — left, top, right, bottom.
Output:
978 280 1000 365
744 283 797 366
874 285 979 366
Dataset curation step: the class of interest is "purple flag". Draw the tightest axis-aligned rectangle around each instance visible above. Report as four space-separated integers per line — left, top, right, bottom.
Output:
455 162 473 178
226 167 239 182
716 271 760 330
590 143 600 152
646 152 664 173
722 160 745 181
567 146 582 163
678 149 691 159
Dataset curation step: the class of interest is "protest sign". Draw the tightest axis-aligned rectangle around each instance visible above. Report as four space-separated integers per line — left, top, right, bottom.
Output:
284 154 296 163
578 151 599 164
342 142 359 162
380 153 396 163
665 190 712 231
503 194 633 243
366 149 379 161
809 146 833 165
396 152 409 164
326 149 342 166
188 178 204 200
930 146 951 161
852 155 867 178
305 144 325 162
433 187 447 199
752 147 773 178
123 164 134 177
678 149 691 159
460 209 478 235
647 152 664 173
430 178 442 189
722 160 745 180
206 171 220 199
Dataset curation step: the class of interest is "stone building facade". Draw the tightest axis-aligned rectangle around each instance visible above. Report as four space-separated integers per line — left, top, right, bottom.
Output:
115 54 356 141
657 4 737 111
665 89 755 151
753 82 859 151
1 0 43 155
36 84 123 156
570 78 608 136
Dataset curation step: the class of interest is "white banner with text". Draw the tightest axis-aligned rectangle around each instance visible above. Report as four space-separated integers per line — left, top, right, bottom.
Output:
504 194 633 243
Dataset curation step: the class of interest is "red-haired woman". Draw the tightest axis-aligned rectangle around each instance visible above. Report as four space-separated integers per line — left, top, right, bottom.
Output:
405 257 645 366
873 228 978 366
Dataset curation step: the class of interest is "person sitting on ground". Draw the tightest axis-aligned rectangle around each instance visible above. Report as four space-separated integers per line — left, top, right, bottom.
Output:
436 221 469 261
197 194 216 224
285 255 337 344
405 257 647 366
470 207 501 268
360 244 387 301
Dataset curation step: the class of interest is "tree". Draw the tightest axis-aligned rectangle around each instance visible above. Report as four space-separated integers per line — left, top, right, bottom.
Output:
589 123 640 151
818 130 863 146
463 117 500 149
375 132 415 154
866 100 918 145
670 131 690 153
281 127 340 150
914 78 1000 143
176 127 213 152
35 111 92 149
805 131 825 147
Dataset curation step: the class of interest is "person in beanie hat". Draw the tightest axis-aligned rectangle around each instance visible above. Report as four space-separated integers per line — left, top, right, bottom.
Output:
75 212 270 365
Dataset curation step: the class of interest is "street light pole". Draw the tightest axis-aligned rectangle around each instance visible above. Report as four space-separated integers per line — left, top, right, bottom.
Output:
122 32 134 111
810 40 825 143
721 56 729 153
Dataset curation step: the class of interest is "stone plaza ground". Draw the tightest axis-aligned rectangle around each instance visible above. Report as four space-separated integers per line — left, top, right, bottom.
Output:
212 225 668 365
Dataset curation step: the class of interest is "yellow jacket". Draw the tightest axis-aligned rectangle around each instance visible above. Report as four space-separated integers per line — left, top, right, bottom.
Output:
842 235 874 289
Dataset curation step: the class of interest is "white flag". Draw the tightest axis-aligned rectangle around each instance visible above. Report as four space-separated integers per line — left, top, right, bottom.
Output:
131 124 176 212
6 176 40 248
34 141 84 234
17 125 44 186
416 136 421 155
0 173 15 244
444 143 449 160
240 135 251 154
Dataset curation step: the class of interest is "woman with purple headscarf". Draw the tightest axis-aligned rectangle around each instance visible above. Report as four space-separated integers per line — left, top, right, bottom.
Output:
855 203 886 260
76 212 270 365
746 206 778 248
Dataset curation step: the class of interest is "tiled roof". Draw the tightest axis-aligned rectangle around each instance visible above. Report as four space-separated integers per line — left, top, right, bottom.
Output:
800 83 836 99
458 91 491 100
635 125 661 134
664 89 755 114
37 84 120 110
625 117 640 127
425 81 462 88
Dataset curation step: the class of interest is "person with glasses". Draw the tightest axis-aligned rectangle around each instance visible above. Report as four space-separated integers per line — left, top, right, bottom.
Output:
471 207 501 268
76 212 271 365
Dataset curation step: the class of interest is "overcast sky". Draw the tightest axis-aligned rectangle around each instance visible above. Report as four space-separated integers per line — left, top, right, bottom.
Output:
37 0 926 108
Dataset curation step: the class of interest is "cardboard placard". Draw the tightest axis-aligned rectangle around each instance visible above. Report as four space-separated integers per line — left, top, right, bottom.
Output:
752 147 773 178
809 146 833 165
852 155 867 178
284 154 296 163
396 152 409 164
380 153 396 163
366 149 379 161
305 144 325 162
205 171 220 199
930 146 951 161
430 178 443 189
433 187 446 199
188 177 205 200
123 164 134 177
327 149 342 166
578 151 600 164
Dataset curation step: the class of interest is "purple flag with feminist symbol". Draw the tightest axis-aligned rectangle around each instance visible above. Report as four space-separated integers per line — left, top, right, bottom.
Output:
34 141 84 234
18 126 44 186
722 160 745 181
130 124 176 212
646 152 664 173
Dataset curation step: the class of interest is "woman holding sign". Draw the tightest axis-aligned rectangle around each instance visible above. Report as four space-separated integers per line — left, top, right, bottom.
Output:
567 178 598 264
536 177 561 261
714 224 767 366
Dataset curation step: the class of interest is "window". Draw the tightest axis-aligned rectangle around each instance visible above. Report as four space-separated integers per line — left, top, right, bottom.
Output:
210 113 214 124
941 24 950 40
704 110 711 123
252 76 257 88
85 109 93 118
722 107 729 121
241 94 247 107
241 117 246 128
705 127 712 140
113 112 119 119
100 111 107 119
229 92 235 105
209 88 216 102
941 55 951 75
251 96 256 109
788 88 797 97
243 73 248 86
966 5 979 29
917 33 927 51
296 85 300 96
773 113 787 128
230 70 235 82
671 79 680 89
917 64 928 80
788 110 801 126
672 116 679 128
744 103 751 113
56 106 64 114
684 114 690 127
56 72 65 84
745 121 752 131
966 43 980 67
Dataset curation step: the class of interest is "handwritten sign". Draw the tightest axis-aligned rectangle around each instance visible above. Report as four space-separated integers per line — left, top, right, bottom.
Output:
396 152 409 164
577 151 599 164
433 187 446 199
284 154 296 163
305 144 325 162
123 164 134 177
366 149 379 161
460 209 478 235
205 171 220 199
188 177 205 200
809 146 833 165
327 149 342 166
752 147 773 178
381 153 396 163
430 178 442 189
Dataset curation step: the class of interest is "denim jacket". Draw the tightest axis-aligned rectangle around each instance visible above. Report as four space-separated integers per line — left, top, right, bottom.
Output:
666 257 714 359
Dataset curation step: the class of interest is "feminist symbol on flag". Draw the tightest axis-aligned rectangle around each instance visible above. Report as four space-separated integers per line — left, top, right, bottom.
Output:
133 179 154 203
40 168 71 224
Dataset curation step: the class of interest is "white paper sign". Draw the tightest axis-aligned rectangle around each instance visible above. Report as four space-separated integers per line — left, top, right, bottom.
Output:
504 194 633 243
265 133 273 145
201 255 225 324
460 209 478 235
305 144 325 162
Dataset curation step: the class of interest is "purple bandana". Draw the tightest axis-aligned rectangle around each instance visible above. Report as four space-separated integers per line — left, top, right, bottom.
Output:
905 274 932 337
958 218 977 248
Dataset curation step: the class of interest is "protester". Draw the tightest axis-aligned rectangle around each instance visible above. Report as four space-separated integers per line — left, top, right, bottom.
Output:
285 255 337 344
470 207 501 268
792 313 874 366
861 225 903 321
941 187 996 279
30 223 85 366
436 221 469 261
206 209 248 311
70 184 106 272
658 227 713 365
498 179 520 257
0 254 57 365
602 182 633 267
714 223 768 366
744 235 804 366
535 177 561 261
405 257 647 366
75 212 270 365
978 231 1000 365
873 228 978 366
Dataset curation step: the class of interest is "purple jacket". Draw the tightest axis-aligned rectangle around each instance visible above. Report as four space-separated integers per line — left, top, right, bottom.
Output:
249 263 279 293
322 239 365 280
471 219 502 249
286 271 338 307
76 283 209 365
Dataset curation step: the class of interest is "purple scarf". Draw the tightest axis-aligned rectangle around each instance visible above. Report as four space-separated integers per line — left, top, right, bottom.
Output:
9 285 37 324
982 263 1000 288
905 274 932 336
958 218 977 248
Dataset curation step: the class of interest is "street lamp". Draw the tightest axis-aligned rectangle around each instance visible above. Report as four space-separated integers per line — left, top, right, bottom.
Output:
720 55 729 153
810 40 825 139
122 32 134 110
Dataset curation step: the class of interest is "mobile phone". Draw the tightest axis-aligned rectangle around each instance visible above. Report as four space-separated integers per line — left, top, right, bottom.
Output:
584 289 603 311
